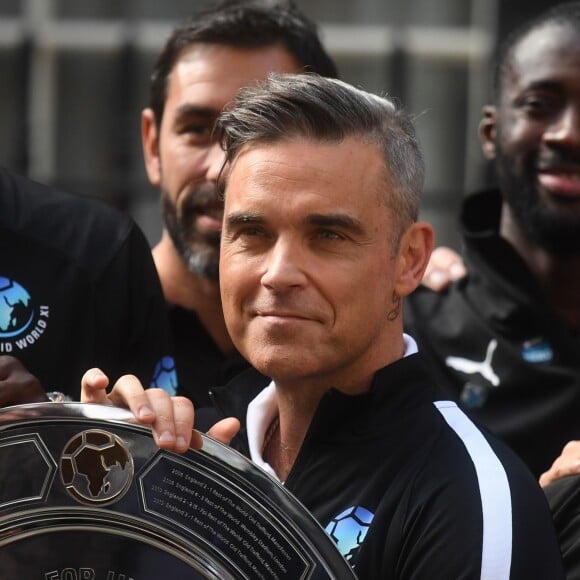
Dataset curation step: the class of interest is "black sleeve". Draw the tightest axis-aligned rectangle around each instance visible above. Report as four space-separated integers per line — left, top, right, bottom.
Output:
379 435 565 579
404 465 563 579
92 221 174 388
545 475 580 579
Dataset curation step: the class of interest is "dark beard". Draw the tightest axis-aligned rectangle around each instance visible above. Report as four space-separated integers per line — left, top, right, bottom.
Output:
161 183 221 281
495 145 580 254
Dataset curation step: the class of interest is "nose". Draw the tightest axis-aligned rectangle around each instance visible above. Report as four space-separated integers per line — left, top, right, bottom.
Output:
260 238 308 292
544 105 580 149
204 141 227 183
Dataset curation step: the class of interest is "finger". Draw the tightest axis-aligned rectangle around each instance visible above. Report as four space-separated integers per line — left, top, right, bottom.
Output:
170 396 197 452
423 269 451 291
539 471 554 487
80 368 110 404
106 375 156 424
539 457 580 487
423 247 465 291
139 387 182 450
0 374 45 406
449 260 468 281
207 417 241 446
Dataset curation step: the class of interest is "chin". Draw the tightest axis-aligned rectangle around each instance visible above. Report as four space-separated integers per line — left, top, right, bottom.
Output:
250 348 311 379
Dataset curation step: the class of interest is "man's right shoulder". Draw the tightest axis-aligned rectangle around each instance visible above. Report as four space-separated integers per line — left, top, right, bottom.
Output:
1 167 137 271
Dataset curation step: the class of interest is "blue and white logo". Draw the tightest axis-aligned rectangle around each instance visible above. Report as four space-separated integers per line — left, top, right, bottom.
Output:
460 381 489 409
0 277 34 338
325 505 374 565
521 338 553 364
150 355 178 395
0 276 50 353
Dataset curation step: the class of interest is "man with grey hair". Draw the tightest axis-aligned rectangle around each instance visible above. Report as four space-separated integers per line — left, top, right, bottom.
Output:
83 73 563 577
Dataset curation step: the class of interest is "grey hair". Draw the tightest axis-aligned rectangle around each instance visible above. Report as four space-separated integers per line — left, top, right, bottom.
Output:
216 73 424 244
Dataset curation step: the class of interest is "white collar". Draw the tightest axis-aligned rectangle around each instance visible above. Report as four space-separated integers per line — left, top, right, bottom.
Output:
245 333 418 481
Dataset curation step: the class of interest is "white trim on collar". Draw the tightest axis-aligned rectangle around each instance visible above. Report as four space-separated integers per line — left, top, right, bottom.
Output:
244 333 417 481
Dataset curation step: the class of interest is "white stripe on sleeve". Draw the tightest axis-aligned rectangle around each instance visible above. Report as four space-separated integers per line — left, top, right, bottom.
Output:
434 400 512 580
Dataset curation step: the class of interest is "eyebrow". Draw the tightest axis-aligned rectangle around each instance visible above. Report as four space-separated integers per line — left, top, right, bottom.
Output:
225 213 263 228
225 211 365 235
173 104 219 121
521 79 564 93
306 213 366 235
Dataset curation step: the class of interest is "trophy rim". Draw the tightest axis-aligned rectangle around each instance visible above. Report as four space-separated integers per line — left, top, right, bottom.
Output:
0 401 356 578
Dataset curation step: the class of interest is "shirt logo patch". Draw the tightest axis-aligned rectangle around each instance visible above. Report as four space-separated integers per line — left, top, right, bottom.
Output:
521 338 553 364
460 381 489 409
0 276 49 353
325 505 374 567
150 355 178 395
445 339 500 387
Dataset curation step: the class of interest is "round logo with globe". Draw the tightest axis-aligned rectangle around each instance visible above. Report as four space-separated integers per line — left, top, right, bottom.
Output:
60 429 134 506
0 276 34 339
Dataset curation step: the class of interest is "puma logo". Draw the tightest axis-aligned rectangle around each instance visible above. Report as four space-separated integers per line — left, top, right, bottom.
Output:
445 339 500 387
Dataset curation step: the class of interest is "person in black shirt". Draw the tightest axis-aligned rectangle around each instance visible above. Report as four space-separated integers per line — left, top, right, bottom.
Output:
83 73 563 578
405 1 580 481
0 168 173 403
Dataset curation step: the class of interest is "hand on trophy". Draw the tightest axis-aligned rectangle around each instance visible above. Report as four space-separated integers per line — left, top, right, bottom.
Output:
80 368 240 453
0 355 47 406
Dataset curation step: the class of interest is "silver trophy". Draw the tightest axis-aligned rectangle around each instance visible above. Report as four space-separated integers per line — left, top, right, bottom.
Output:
0 403 355 579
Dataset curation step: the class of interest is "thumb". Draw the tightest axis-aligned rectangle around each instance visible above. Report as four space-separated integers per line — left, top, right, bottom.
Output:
207 417 240 446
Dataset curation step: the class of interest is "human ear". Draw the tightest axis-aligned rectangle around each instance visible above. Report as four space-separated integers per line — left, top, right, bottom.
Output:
479 105 498 160
394 221 435 297
141 108 161 187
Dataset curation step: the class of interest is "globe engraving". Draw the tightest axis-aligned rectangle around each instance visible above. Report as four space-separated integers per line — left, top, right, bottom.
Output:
60 430 134 505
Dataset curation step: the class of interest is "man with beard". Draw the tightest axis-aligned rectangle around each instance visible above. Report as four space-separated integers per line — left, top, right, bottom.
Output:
141 0 337 407
404 1 580 480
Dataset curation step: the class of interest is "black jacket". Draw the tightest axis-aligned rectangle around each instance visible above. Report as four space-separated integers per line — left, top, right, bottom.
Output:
206 353 563 578
405 189 580 478
0 167 173 398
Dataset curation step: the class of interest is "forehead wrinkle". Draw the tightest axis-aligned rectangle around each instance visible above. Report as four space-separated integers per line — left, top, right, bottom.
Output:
232 155 355 203
225 139 388 215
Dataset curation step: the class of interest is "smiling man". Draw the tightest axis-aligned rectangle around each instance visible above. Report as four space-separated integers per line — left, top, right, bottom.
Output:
83 74 564 578
142 0 337 406
405 1 580 480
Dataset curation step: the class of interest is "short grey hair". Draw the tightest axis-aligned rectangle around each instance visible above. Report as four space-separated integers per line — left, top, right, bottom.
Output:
216 73 424 244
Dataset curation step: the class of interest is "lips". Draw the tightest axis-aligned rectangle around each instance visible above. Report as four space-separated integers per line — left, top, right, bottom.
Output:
538 173 580 197
197 212 223 232
253 305 319 322
190 202 223 232
258 311 309 320
538 172 580 197
537 160 580 197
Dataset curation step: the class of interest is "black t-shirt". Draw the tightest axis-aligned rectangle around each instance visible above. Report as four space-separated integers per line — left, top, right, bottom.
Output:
210 355 564 578
405 189 580 478
0 167 173 399
168 304 249 407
